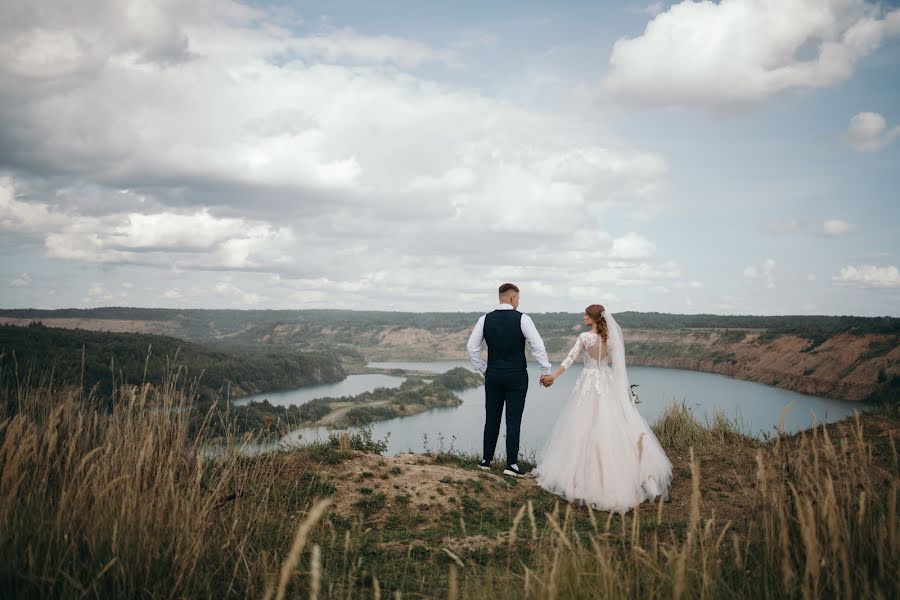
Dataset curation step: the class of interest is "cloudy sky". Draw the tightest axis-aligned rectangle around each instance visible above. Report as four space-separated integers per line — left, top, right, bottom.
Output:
1 0 898 315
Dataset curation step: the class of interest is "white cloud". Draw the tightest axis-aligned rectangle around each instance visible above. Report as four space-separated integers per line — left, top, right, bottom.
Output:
577 260 681 287
833 264 900 288
605 0 900 109
10 273 32 287
674 280 703 289
768 217 861 237
41 210 296 271
0 4 668 230
86 283 114 301
214 279 262 306
744 258 776 288
2 171 685 310
0 1 695 313
285 27 453 68
0 0 684 313
844 111 900 152
0 1 196 79
822 218 861 236
1 178 297 271
610 232 656 260
0 177 69 232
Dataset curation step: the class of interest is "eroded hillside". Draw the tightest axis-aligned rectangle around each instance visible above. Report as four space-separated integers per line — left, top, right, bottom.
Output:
2 308 896 402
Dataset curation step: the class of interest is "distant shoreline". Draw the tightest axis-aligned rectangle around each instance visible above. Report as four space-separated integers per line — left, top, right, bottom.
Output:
2 310 896 404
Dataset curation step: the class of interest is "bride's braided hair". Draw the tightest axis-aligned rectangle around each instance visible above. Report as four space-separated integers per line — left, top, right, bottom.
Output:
585 304 609 343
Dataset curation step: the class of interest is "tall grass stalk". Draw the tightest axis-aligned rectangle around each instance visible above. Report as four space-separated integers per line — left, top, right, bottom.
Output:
480 404 898 599
0 362 330 598
2 360 896 598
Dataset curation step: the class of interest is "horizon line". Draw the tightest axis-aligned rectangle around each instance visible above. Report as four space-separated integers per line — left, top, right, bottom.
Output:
0 306 897 319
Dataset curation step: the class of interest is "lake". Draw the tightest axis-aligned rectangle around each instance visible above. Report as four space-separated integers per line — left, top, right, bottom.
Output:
234 373 404 406
239 360 861 458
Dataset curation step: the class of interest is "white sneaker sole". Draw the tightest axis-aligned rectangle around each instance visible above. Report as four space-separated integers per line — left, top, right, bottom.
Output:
503 468 524 477
478 465 491 471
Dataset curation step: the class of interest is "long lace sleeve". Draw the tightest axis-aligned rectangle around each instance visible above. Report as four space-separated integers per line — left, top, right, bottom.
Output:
560 335 583 370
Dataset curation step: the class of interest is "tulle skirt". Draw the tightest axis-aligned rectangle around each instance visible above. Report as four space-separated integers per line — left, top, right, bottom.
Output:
534 366 672 514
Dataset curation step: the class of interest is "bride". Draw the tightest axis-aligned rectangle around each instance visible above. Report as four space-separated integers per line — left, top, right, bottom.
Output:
535 304 672 514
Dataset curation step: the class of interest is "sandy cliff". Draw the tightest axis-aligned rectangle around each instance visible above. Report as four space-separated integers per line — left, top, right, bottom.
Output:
4 316 895 401
346 327 898 401
620 329 897 401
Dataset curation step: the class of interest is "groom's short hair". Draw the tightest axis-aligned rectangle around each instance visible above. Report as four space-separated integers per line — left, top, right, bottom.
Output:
498 283 520 296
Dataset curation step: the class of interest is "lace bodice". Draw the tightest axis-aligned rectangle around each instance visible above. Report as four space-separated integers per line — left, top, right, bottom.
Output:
561 332 611 371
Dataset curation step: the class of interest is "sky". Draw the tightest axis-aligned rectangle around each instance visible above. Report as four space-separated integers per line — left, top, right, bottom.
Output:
1 0 899 316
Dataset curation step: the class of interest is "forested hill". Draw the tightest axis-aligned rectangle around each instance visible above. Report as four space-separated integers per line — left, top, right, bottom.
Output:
0 324 345 400
1 308 897 402
0 307 897 342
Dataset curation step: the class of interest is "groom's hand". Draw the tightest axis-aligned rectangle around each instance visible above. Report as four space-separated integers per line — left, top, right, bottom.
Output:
540 375 554 387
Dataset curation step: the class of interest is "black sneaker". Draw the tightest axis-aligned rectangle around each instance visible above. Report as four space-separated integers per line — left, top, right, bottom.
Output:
503 464 526 478
478 459 491 471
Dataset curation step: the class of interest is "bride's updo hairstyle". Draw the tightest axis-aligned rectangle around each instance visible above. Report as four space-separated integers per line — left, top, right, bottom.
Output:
585 304 609 342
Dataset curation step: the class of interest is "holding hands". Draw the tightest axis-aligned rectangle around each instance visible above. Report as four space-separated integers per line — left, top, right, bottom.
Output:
541 364 567 388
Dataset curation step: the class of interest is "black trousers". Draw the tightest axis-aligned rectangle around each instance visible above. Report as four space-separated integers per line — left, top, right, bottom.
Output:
482 369 528 465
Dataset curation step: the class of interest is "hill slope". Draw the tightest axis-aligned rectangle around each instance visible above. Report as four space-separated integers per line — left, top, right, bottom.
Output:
233 319 900 402
0 323 345 399
2 308 897 401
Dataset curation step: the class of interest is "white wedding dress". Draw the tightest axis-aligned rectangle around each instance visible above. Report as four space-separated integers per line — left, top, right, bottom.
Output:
534 312 672 514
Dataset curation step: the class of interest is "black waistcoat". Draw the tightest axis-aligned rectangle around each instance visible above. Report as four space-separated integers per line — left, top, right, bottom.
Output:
483 310 526 373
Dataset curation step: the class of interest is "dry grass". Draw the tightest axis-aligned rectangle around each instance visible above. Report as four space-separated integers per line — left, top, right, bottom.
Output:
651 399 751 451
0 365 334 599
1 361 897 599
462 409 900 599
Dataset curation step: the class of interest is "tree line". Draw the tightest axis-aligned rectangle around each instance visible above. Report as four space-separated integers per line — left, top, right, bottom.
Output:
2 307 897 342
0 323 345 402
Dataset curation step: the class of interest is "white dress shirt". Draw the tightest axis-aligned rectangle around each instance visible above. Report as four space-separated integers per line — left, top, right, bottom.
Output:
467 303 552 375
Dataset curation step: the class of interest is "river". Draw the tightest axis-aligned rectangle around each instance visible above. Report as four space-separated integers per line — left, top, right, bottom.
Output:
237 360 860 458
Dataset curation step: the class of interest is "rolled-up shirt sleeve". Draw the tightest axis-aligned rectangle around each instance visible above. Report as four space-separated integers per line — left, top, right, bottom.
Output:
520 314 552 375
467 315 487 374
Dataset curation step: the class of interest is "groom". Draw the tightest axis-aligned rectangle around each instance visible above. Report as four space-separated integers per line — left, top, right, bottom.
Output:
466 283 552 477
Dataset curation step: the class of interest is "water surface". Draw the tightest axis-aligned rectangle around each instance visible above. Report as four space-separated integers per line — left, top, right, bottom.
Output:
254 360 860 458
235 374 403 406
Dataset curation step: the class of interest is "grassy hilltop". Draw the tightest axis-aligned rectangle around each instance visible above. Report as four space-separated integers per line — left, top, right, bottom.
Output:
0 368 897 598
